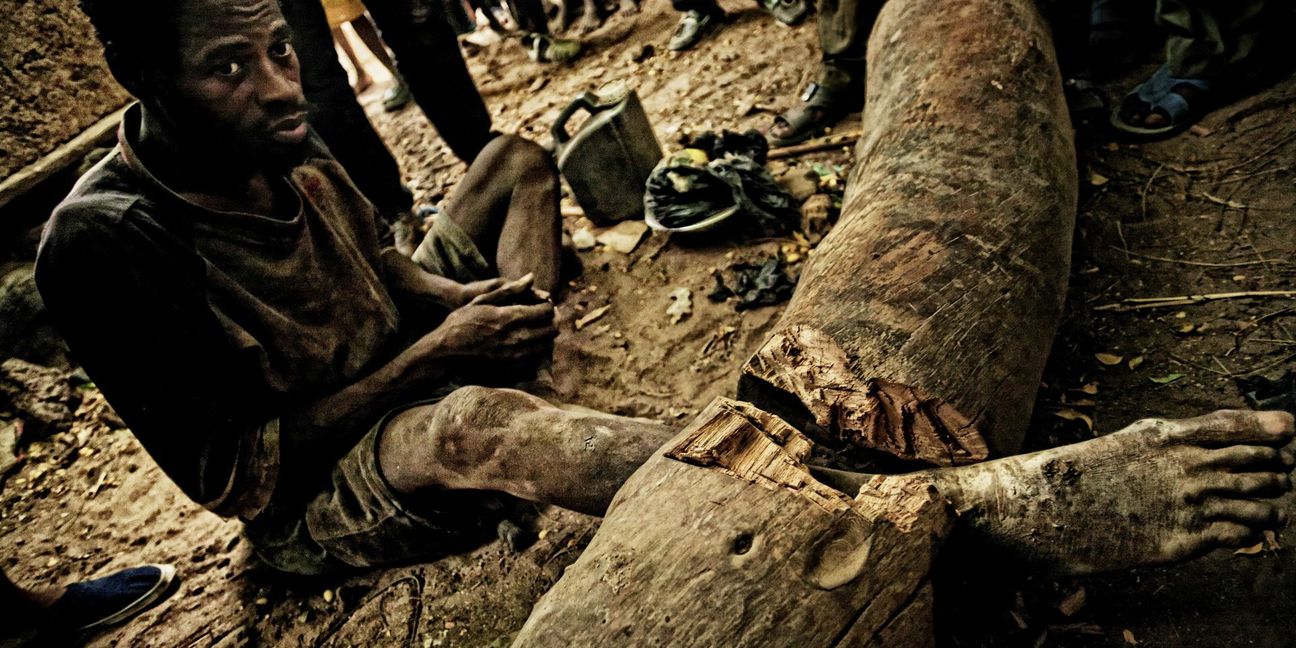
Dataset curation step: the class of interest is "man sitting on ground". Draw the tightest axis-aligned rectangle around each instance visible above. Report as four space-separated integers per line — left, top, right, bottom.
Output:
37 0 1295 580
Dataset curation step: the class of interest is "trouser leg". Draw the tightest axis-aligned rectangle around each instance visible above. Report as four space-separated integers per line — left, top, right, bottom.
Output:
672 0 724 18
1157 0 1270 80
281 0 414 220
814 0 881 104
365 0 497 163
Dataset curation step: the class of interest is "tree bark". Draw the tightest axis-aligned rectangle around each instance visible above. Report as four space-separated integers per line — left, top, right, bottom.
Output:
740 0 1078 461
513 0 1075 643
512 398 952 647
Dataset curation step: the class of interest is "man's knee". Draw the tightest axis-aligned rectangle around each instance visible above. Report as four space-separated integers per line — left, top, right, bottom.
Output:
485 134 558 178
420 386 549 465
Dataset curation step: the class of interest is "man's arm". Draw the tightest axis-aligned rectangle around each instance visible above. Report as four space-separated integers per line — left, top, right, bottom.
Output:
284 275 558 434
379 247 499 310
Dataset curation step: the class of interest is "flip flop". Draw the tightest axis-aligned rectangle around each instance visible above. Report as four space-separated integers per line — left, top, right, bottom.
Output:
757 0 810 26
1111 65 1211 139
768 83 850 147
523 33 583 64
47 564 178 631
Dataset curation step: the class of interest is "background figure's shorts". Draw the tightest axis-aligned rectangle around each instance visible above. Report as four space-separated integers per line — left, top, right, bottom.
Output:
411 213 494 283
244 399 512 576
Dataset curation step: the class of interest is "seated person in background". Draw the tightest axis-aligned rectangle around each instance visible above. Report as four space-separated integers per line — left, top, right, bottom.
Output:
38 0 1296 582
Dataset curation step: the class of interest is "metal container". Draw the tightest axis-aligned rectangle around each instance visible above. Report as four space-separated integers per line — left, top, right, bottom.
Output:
552 87 662 224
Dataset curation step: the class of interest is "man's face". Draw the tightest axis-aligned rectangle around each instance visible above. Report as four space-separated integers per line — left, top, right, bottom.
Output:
160 0 309 167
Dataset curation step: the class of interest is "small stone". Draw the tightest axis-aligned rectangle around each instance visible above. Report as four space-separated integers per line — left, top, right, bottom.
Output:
571 228 597 251
595 221 649 254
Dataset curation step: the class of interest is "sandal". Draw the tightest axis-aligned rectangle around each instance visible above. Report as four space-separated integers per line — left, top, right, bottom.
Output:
757 0 810 26
768 83 851 147
523 33 583 64
48 564 178 631
1111 65 1211 140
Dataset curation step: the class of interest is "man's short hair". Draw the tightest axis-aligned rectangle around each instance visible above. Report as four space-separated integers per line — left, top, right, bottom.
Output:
79 0 187 86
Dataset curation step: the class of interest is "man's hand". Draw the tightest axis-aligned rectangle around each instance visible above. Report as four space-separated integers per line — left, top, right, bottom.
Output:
413 275 556 368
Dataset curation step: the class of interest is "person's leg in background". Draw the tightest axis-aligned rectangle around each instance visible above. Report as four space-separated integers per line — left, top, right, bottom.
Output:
281 0 417 248
362 0 501 156
331 24 376 93
667 0 726 51
506 0 584 62
347 13 414 111
768 0 878 144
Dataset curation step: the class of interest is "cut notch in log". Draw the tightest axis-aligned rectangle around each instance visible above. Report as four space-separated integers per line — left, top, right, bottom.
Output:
740 325 989 467
515 397 953 647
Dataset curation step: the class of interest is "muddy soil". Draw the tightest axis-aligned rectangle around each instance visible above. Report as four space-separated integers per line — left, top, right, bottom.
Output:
0 0 129 180
1 1 1294 646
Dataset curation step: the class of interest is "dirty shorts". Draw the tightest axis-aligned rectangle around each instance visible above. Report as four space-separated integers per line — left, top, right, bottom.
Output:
411 212 494 282
243 398 514 576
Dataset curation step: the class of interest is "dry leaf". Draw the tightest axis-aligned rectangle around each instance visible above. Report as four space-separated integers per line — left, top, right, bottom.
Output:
1127 356 1144 370
1080 382 1099 395
1123 629 1137 645
1150 373 1184 384
1095 353 1123 366
1088 172 1110 186
1058 587 1087 616
1264 530 1281 551
1009 610 1028 630
1054 408 1094 431
1234 542 1264 555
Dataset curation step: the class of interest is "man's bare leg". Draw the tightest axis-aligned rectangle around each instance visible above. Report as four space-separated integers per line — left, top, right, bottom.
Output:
440 135 562 294
819 410 1295 575
378 386 672 515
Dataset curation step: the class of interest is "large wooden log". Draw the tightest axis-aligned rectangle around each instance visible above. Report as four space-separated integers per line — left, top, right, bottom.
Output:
513 0 1075 644
513 398 952 647
740 0 1078 461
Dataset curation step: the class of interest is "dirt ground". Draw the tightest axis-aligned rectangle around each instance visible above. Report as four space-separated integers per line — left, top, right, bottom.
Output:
1 1 1295 646
0 0 130 179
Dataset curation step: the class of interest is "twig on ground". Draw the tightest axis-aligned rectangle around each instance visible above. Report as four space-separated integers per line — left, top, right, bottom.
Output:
1241 351 1296 376
1213 165 1291 185
1095 290 1296 312
1168 353 1230 377
1212 355 1235 377
767 131 862 159
1138 162 1163 224
1110 247 1285 268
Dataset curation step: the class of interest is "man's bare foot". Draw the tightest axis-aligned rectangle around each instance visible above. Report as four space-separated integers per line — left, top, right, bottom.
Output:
926 410 1295 575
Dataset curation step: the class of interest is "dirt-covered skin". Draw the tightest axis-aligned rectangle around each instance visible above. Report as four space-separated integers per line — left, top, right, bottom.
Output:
931 410 1295 576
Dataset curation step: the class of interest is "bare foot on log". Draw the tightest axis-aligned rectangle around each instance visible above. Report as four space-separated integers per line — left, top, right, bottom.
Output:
924 410 1295 575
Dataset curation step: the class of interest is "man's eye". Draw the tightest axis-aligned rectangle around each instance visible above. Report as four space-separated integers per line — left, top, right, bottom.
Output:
212 61 243 77
269 41 293 58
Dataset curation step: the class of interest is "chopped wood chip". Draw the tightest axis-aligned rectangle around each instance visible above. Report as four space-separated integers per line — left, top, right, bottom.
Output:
575 305 611 330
